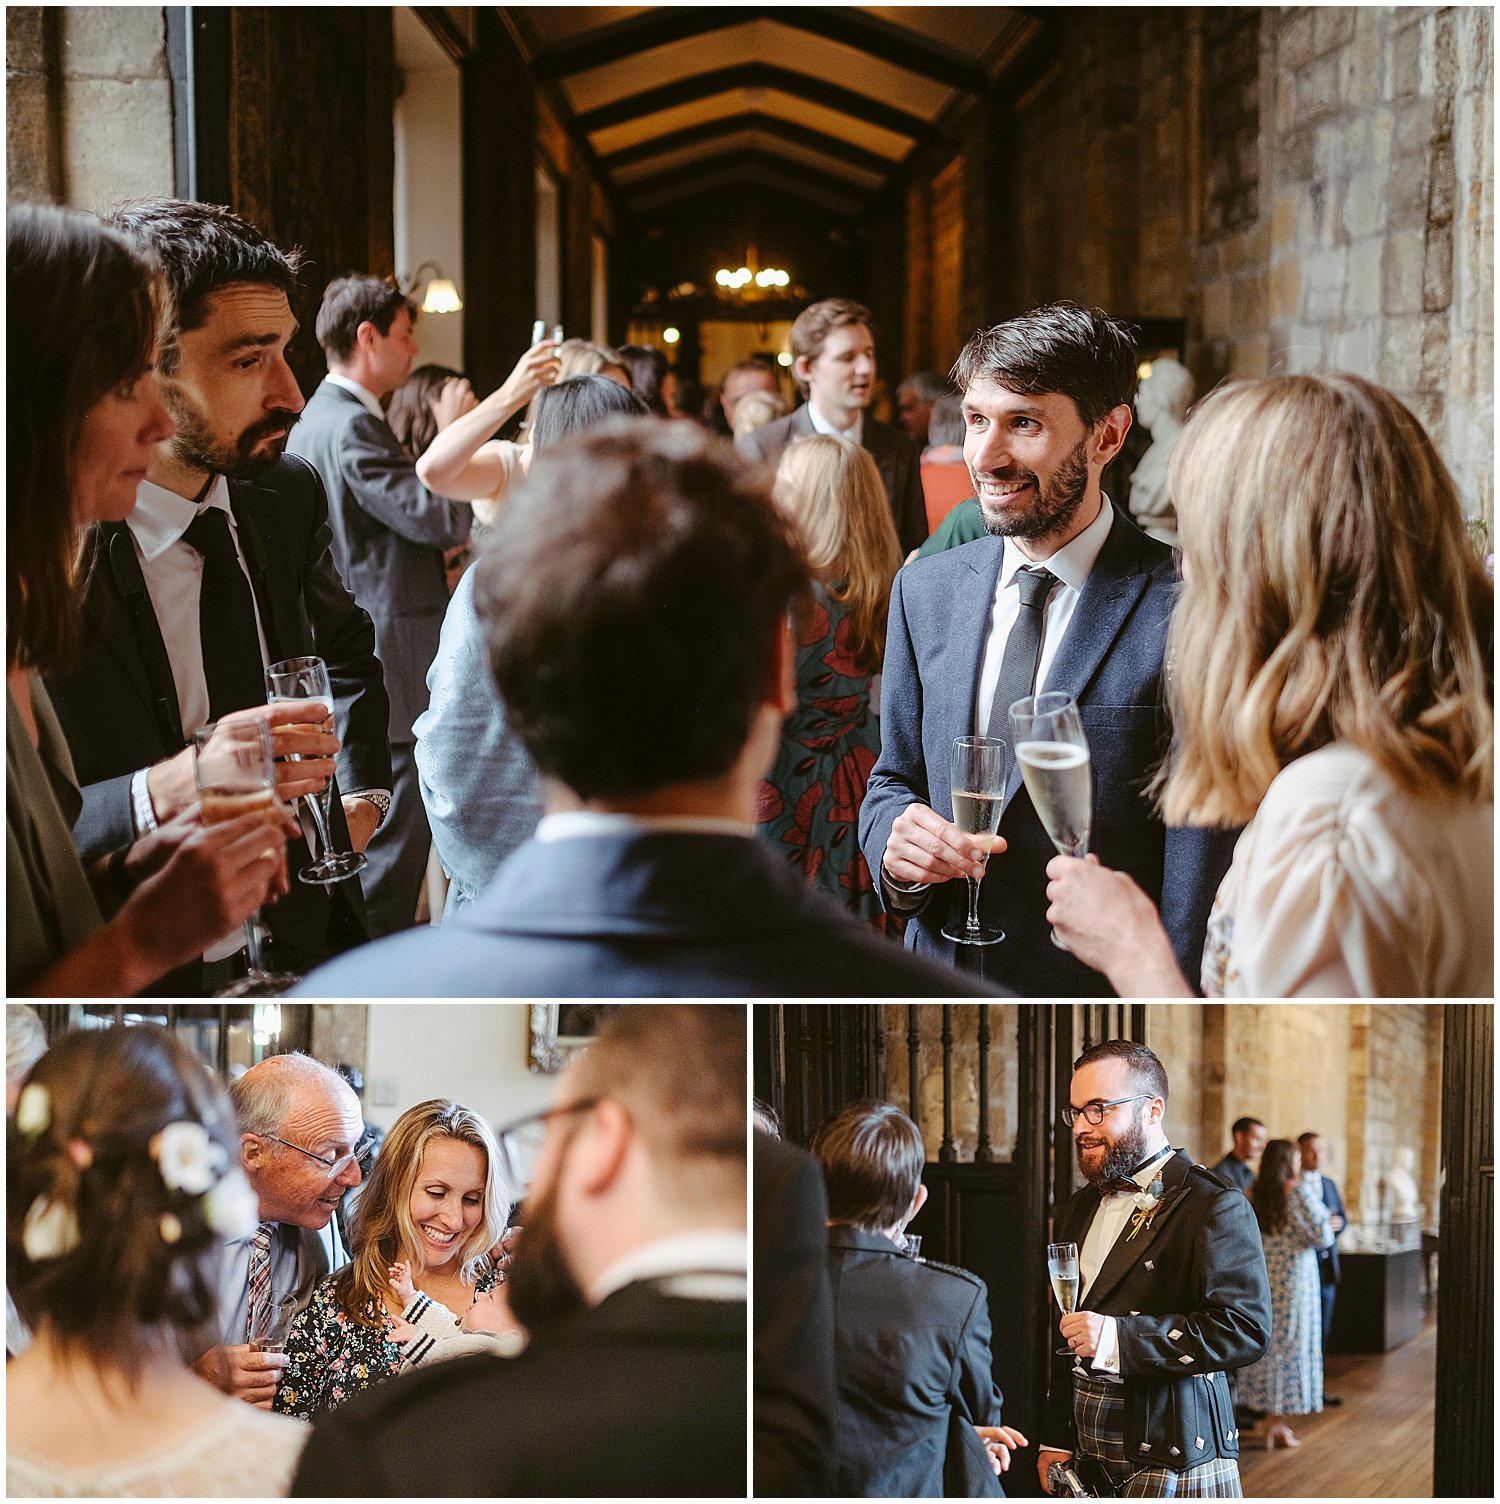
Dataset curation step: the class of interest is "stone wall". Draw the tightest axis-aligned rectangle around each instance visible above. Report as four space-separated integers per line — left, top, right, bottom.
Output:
1144 1002 1207 1162
6 6 174 209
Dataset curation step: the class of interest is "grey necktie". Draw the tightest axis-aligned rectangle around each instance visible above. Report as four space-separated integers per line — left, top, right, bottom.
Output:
986 567 1059 741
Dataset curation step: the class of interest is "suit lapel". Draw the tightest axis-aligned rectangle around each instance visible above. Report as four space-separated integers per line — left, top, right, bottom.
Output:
1083 1150 1194 1310
1041 505 1157 706
229 482 295 664
89 524 185 749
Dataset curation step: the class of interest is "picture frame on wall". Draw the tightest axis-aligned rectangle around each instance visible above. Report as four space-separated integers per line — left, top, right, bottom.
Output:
528 1003 621 1073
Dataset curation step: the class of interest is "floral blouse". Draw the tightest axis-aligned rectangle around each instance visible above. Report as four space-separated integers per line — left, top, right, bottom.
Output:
274 1264 498 1420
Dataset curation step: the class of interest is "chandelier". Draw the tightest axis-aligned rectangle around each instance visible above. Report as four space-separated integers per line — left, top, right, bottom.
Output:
714 245 790 297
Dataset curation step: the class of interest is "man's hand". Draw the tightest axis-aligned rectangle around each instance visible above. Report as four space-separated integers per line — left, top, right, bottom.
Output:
881 802 1004 887
193 1342 287 1408
1059 1310 1108 1358
974 1425 1028 1476
1037 1448 1073 1495
341 796 380 853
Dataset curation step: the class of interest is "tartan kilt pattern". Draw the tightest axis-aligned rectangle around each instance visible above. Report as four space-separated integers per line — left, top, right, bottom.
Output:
1073 1372 1243 1498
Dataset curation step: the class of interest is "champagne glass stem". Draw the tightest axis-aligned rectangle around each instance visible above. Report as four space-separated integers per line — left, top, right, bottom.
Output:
243 913 265 975
965 874 982 936
303 787 333 858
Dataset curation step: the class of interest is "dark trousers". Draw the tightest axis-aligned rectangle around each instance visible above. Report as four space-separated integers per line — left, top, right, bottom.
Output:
1320 1279 1338 1355
362 738 430 937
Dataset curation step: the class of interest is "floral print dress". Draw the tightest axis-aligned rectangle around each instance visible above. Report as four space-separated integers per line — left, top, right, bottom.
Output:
755 581 889 932
274 1265 498 1420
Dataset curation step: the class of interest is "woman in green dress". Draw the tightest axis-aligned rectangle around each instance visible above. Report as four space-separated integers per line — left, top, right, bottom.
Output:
756 434 902 930
7 203 293 996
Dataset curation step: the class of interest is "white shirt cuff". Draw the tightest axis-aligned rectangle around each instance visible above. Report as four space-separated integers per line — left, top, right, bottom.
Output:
1091 1314 1121 1374
130 767 159 836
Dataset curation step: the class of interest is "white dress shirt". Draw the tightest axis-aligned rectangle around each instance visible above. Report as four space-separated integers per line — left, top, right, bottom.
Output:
806 399 865 447
973 495 1115 735
325 371 385 420
535 810 753 842
589 1229 748 1305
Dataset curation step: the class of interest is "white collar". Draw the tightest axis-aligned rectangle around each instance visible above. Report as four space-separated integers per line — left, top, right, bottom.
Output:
127 475 233 563
535 810 752 843
1000 491 1115 595
590 1230 748 1305
806 399 864 446
326 371 385 420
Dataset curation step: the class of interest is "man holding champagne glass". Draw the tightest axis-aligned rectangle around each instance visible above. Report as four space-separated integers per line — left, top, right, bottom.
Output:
861 303 1235 994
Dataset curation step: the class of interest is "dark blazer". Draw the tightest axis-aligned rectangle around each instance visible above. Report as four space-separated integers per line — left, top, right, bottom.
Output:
739 404 929 555
286 380 470 741
858 506 1236 996
826 1227 1005 1498
294 829 1001 997
1313 1173 1345 1285
754 1134 835 1498
290 1280 747 1498
1042 1149 1272 1474
45 456 390 985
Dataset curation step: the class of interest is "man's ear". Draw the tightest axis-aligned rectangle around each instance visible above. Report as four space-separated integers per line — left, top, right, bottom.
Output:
792 354 813 389
1089 403 1133 469
567 1099 633 1198
355 319 380 354
908 1182 929 1221
239 1132 265 1175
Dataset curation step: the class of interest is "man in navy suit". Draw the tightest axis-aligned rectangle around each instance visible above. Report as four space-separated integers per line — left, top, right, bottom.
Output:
296 419 997 998
1298 1131 1346 1404
859 304 1234 995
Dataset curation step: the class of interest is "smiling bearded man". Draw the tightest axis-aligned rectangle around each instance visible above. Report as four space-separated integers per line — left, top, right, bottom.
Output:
859 301 1237 996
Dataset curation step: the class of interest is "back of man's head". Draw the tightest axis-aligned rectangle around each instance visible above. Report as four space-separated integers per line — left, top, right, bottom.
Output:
952 301 1139 429
315 274 414 364
570 1005 746 1220
105 198 300 375
899 370 950 404
811 1100 924 1232
474 418 807 800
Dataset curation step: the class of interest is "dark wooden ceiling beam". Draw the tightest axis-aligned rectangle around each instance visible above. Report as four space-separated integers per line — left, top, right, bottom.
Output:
529 5 990 93
622 147 870 210
600 111 896 180
573 61 934 143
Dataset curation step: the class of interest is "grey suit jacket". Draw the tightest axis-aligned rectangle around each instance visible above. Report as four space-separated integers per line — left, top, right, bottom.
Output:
294 828 1002 997
859 506 1236 995
738 404 928 554
286 380 471 741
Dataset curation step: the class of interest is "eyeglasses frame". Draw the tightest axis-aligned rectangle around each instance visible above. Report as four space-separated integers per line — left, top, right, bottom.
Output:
1060 1093 1155 1129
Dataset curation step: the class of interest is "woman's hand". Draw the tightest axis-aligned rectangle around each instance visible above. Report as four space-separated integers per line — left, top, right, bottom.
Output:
494 339 562 410
1045 854 1192 995
430 376 478 431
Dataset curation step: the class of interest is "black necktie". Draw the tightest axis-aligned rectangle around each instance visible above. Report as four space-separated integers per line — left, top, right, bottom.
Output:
986 566 1058 741
183 507 265 724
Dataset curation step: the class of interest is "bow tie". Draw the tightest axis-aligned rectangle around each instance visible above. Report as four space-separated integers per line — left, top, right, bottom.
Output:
1102 1178 1142 1197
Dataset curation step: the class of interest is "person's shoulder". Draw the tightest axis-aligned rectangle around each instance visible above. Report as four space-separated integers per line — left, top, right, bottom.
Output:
291 924 479 997
914 1255 989 1298
317 1348 516 1438
865 414 919 456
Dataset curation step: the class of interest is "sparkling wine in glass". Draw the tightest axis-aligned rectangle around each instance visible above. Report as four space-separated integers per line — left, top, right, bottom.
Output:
1010 691 1092 949
264 656 366 887
1047 1239 1080 1356
941 735 1009 946
193 720 295 996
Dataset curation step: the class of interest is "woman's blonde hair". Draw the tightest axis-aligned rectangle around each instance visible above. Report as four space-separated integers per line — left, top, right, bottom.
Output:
523 339 629 432
1159 371 1492 826
333 1099 508 1328
775 434 901 675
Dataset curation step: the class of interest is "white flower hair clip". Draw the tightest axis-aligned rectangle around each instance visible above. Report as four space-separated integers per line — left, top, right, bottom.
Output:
203 1167 260 1241
150 1121 228 1195
15 1082 50 1139
22 1194 81 1261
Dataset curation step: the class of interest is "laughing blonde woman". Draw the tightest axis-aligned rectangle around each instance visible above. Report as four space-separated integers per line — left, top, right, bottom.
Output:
1046 371 1492 996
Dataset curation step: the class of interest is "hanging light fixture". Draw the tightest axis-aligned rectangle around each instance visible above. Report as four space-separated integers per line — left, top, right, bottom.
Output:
713 245 790 298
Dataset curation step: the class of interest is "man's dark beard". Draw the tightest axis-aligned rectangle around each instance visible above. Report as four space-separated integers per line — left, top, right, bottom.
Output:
976 433 1090 541
504 1171 587 1334
1076 1102 1152 1193
163 389 299 480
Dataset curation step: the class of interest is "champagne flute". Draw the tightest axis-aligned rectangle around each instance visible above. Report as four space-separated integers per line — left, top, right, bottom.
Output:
1010 691 1092 949
264 656 366 886
941 735 1009 946
192 720 296 997
1047 1239 1081 1356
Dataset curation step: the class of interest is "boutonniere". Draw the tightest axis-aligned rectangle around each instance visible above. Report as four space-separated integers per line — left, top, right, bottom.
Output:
1125 1178 1165 1242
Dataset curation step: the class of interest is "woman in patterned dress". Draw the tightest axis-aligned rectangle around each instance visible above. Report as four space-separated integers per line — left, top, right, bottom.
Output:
755 434 902 930
1237 1138 1335 1449
275 1100 509 1420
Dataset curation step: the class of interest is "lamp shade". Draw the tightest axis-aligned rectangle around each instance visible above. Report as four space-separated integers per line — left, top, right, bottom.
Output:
420 277 463 314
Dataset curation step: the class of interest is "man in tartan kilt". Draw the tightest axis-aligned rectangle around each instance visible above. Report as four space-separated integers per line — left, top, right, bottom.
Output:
1039 1042 1271 1497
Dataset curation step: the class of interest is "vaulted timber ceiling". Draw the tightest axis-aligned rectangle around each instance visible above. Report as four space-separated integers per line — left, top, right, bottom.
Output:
501 7 1040 216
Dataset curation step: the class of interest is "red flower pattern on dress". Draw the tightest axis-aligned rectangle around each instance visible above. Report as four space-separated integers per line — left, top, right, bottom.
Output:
798 598 831 648
829 744 876 824
822 613 870 679
755 780 785 824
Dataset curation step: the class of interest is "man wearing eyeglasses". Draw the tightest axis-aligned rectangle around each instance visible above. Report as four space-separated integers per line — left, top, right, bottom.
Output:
192 1053 363 1407
1039 1040 1270 1498
291 1005 747 1497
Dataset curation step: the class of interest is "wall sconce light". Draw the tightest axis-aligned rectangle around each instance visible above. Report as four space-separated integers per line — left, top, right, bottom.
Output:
662 327 681 344
400 260 464 314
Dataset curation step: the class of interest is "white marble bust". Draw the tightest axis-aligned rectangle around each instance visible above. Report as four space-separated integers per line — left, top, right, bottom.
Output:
1129 358 1194 547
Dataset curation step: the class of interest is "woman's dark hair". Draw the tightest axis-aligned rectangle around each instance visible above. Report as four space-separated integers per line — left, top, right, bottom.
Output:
1250 1138 1301 1234
530 374 649 453
615 344 670 416
7 1025 241 1382
8 203 159 674
388 363 464 462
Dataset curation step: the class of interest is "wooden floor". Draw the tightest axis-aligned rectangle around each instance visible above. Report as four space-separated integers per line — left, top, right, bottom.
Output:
1237 1311 1436 1498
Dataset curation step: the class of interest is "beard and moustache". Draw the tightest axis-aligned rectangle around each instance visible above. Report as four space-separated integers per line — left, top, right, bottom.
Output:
161 381 300 481
503 1164 588 1335
976 433 1091 541
1075 1101 1153 1193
